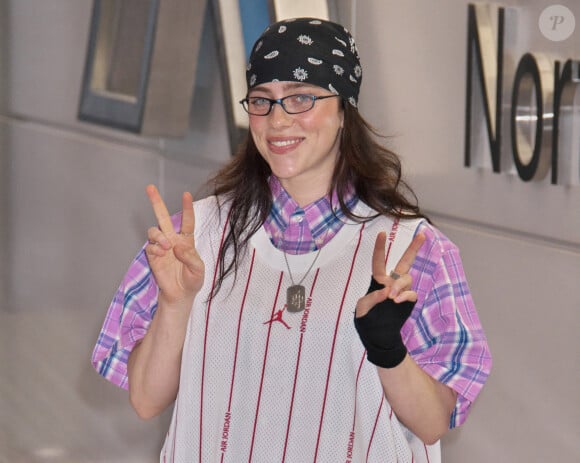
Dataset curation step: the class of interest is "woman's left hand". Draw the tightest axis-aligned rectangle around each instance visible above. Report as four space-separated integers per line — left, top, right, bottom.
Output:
354 230 426 369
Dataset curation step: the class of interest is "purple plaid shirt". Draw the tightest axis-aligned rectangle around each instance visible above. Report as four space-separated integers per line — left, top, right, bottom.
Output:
92 182 491 428
263 176 358 254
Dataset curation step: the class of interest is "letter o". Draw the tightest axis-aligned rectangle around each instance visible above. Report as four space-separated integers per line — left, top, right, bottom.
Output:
510 53 551 181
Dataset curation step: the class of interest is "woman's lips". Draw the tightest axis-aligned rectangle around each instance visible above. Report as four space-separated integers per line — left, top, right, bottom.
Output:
268 138 303 153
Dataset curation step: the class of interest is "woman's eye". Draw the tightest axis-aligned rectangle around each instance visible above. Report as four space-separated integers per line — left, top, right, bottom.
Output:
250 98 269 107
292 94 311 104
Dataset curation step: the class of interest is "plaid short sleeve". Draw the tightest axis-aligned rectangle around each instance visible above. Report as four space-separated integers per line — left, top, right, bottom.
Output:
403 222 492 428
91 214 183 390
91 247 159 390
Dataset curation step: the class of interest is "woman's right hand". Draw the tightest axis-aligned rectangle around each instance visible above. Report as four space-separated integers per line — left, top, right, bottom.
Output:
144 185 205 307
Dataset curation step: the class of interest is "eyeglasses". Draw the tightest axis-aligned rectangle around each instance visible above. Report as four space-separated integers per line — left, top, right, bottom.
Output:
239 93 341 116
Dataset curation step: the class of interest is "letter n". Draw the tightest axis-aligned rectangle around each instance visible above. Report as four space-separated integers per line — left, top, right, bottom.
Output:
465 4 505 172
552 60 580 185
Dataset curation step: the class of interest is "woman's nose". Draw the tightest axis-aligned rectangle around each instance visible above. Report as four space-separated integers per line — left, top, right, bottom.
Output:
268 103 293 127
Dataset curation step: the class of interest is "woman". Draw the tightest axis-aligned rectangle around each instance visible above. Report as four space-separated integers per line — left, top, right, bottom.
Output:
93 18 491 462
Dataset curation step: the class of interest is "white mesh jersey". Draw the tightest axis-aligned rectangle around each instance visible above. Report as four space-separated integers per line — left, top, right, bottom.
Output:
160 196 439 463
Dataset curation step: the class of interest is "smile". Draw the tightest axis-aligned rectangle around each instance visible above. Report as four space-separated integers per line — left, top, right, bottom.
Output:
269 138 303 148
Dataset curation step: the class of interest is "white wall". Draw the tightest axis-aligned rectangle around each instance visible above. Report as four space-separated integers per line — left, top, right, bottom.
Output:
0 1 578 462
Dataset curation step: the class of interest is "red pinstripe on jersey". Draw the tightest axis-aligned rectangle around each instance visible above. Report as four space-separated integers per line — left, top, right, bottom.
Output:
345 353 366 462
313 222 366 460
197 214 231 463
365 218 410 462
281 268 321 462
385 217 400 266
368 398 385 461
248 272 285 461
219 249 257 462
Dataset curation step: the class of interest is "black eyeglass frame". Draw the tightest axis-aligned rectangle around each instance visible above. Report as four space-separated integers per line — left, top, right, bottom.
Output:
239 93 341 116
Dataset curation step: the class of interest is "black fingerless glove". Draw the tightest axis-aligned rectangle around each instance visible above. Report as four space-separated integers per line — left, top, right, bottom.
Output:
354 277 416 368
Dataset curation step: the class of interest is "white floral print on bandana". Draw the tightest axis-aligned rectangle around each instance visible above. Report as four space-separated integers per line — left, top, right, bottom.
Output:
264 51 279 59
293 67 308 81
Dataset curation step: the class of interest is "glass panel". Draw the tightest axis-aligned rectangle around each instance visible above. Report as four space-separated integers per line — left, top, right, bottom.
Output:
90 0 152 102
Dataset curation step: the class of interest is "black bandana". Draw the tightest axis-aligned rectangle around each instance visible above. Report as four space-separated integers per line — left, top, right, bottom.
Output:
246 18 363 108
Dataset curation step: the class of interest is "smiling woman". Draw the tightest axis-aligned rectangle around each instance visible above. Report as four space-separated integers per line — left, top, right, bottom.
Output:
92 17 491 462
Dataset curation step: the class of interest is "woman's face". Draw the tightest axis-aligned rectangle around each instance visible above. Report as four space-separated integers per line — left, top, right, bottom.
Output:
248 81 344 205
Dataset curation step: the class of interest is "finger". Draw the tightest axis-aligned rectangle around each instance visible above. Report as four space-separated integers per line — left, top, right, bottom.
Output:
393 232 426 275
355 287 389 318
145 243 169 258
174 244 204 276
387 273 413 299
146 184 176 235
393 289 418 304
179 191 195 237
147 227 172 250
372 232 388 279
173 244 205 293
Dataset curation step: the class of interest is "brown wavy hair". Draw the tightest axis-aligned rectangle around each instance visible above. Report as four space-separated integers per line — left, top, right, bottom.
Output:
207 104 426 296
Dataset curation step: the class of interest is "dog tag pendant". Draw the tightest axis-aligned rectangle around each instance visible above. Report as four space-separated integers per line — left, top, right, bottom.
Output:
287 285 306 312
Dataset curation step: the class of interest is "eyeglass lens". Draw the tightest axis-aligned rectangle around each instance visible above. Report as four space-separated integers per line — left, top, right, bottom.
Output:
245 94 316 115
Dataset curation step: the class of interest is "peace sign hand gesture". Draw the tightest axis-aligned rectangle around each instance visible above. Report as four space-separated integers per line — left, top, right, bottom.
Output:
144 185 205 307
354 231 426 369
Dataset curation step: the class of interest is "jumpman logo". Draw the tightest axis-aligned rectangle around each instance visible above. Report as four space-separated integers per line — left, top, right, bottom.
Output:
263 306 291 330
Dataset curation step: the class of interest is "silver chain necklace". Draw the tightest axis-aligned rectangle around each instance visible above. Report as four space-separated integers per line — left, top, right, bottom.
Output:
283 247 323 312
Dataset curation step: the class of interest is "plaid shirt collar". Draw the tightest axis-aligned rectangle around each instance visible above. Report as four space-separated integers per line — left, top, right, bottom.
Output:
263 176 358 254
